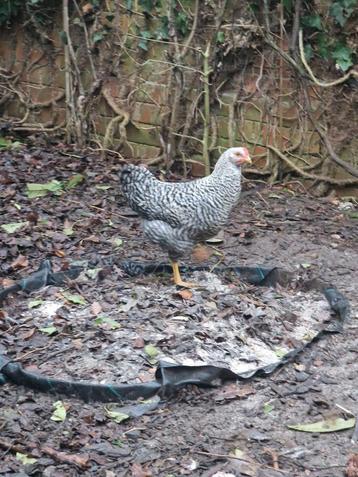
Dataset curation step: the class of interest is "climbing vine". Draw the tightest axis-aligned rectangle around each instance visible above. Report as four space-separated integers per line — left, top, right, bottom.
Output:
0 0 357 192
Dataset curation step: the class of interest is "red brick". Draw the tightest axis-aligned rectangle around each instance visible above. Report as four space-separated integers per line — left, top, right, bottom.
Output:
131 102 166 126
120 141 161 161
190 161 206 177
25 85 64 104
135 82 168 105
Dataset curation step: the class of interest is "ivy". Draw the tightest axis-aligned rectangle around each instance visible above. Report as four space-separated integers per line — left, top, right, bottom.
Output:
138 30 152 51
331 43 354 71
301 0 357 72
0 0 22 25
136 0 188 51
302 14 322 30
0 0 56 27
330 0 357 26
174 10 189 36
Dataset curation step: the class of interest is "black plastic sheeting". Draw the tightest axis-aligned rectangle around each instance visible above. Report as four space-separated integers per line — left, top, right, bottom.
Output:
0 260 350 402
0 260 82 304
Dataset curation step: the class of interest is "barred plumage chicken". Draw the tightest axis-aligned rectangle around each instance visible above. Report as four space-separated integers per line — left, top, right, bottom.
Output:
120 147 251 287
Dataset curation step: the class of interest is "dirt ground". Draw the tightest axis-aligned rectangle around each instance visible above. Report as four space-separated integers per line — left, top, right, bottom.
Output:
0 145 357 477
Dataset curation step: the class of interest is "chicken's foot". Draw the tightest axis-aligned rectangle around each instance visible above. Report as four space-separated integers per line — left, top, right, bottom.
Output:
170 260 197 288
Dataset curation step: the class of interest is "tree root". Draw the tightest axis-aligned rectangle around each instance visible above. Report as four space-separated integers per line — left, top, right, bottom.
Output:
267 145 358 186
101 88 130 158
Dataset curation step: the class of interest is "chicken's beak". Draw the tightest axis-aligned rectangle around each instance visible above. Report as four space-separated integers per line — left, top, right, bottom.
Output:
237 154 252 165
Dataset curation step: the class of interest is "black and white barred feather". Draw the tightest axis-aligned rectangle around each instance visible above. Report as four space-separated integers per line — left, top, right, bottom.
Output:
120 147 247 260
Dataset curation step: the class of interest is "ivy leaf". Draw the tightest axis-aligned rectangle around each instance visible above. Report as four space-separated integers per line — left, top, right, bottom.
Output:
0 137 22 149
330 3 345 26
144 344 159 363
282 0 293 11
92 31 105 44
26 180 63 198
59 30 68 45
138 30 151 50
216 31 225 44
94 315 121 330
332 44 353 71
51 400 67 422
288 417 355 433
302 14 322 30
66 174 85 189
316 33 331 60
16 452 37 465
175 11 189 36
1 222 28 234
62 292 86 305
139 0 157 14
303 43 313 61
28 299 44 309
105 407 130 423
155 16 169 40
329 1 355 27
39 326 58 336
264 401 275 414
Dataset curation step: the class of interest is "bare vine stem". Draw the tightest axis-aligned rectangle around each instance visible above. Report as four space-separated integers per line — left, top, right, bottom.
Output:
267 145 358 186
299 30 358 88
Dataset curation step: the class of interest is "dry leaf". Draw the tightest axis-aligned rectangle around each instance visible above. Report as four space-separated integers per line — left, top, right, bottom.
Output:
177 289 193 300
10 255 29 270
54 249 66 258
91 301 102 316
1 278 15 288
72 339 83 350
133 337 145 349
215 383 255 402
131 463 152 477
347 454 358 477
192 245 212 262
21 328 36 340
82 3 93 14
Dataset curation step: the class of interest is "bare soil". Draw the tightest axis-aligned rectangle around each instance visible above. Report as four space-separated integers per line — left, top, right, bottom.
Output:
0 145 357 477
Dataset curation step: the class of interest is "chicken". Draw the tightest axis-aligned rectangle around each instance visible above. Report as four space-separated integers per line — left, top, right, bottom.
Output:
120 147 251 287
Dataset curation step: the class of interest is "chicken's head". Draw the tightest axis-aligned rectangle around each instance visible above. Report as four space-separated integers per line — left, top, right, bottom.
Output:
225 147 252 167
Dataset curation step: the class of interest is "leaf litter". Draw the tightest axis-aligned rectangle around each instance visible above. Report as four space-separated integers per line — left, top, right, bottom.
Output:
0 145 357 475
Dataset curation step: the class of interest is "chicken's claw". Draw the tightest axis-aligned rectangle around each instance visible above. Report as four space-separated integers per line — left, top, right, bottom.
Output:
170 260 198 288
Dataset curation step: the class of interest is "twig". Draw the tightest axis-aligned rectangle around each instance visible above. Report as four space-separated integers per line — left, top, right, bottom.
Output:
289 0 302 55
301 88 358 178
0 437 89 469
193 450 288 474
72 0 97 80
202 42 212 176
179 0 199 59
63 0 74 142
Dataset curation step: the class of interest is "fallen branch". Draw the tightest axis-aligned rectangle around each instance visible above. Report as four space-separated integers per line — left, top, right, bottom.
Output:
0 437 89 469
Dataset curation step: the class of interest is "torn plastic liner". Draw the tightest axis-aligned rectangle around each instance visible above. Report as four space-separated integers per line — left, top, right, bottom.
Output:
0 261 350 402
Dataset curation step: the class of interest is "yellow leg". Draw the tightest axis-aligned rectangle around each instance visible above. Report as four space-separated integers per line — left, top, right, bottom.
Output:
170 260 197 288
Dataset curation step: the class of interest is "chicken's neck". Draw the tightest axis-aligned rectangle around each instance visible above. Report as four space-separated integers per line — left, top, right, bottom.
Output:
206 160 242 190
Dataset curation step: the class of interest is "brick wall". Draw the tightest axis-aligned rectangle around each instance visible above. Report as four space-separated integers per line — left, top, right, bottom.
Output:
0 5 354 183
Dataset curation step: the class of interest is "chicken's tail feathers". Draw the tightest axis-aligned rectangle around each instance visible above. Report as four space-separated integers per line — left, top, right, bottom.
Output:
119 164 159 218
119 164 154 188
